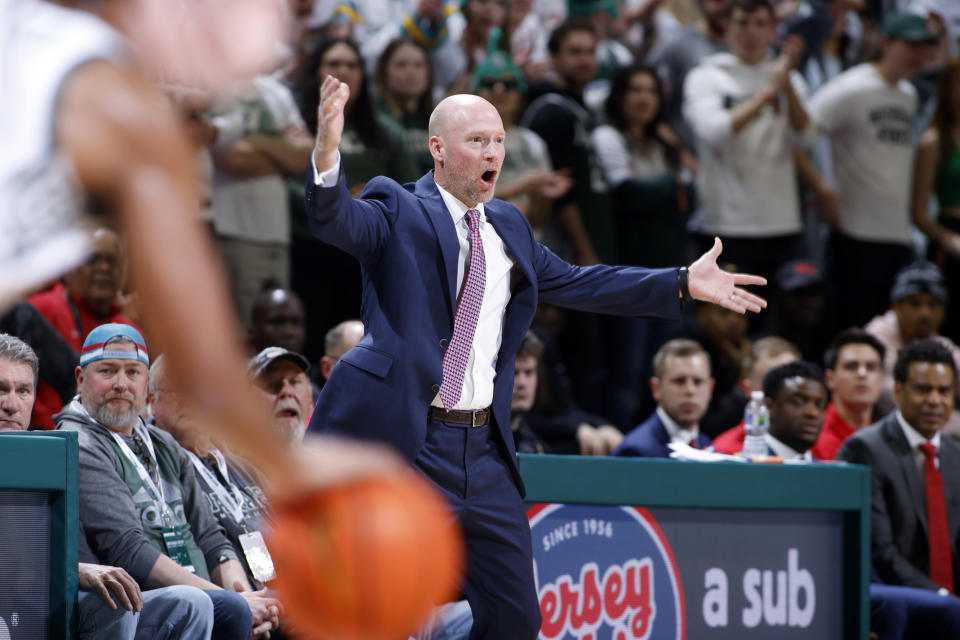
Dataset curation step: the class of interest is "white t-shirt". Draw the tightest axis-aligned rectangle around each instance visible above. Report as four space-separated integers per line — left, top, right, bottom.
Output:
0 0 126 310
683 52 813 237
591 125 670 188
209 75 306 245
808 63 918 244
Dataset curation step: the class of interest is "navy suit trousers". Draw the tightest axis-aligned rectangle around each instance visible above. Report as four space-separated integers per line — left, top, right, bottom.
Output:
414 416 541 640
870 584 960 639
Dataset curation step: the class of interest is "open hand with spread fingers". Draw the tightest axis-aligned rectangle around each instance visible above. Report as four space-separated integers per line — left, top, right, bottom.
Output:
687 237 767 313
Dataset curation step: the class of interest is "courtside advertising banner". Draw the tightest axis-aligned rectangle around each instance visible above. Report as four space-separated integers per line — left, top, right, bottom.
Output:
529 504 844 639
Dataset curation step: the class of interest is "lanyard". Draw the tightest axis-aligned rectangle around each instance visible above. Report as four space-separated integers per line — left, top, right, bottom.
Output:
186 449 247 527
110 423 175 527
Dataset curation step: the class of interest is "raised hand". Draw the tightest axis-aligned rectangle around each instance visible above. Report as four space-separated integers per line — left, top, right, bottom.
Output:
769 35 805 94
687 237 767 314
313 75 350 173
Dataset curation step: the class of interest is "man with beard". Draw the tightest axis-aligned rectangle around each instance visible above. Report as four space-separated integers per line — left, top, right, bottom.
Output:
250 346 313 443
56 323 281 639
614 339 715 457
0 333 216 639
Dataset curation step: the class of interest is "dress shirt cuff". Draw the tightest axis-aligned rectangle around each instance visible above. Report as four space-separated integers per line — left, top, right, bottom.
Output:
312 151 341 187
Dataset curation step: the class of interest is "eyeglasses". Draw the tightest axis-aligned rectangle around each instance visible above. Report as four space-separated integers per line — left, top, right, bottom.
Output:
477 77 520 92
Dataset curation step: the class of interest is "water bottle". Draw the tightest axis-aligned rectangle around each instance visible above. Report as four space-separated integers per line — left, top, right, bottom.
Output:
742 390 770 458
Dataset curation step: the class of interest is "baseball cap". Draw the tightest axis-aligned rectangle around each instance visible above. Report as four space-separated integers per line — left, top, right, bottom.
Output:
80 323 149 367
882 11 938 43
471 29 528 95
248 346 310 379
890 261 948 304
777 260 824 293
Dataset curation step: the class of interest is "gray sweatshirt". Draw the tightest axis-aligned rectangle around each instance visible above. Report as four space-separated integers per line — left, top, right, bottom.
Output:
56 400 237 585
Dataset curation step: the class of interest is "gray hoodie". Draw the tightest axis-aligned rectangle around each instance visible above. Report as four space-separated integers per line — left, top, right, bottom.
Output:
56 399 237 585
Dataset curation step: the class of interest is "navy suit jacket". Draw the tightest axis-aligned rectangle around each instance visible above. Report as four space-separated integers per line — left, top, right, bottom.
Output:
613 411 711 458
304 166 682 493
837 412 960 593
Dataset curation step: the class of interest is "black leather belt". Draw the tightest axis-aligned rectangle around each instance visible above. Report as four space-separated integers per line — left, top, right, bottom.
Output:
430 406 491 427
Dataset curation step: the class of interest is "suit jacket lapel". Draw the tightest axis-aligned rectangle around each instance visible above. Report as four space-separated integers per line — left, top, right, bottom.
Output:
940 438 960 538
484 204 535 289
882 415 928 530
652 416 674 457
416 173 459 316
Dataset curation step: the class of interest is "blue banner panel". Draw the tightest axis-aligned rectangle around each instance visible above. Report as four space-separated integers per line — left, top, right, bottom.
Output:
529 504 844 640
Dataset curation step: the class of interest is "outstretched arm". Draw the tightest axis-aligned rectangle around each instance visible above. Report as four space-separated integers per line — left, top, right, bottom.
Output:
687 237 767 314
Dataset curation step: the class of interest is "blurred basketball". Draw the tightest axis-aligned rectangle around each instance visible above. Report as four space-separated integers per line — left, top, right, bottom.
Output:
267 471 464 640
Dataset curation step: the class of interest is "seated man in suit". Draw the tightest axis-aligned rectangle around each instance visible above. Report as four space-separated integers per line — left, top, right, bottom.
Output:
837 339 960 596
614 339 714 458
750 361 828 461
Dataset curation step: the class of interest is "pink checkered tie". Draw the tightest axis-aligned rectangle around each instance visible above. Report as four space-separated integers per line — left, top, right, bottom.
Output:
439 209 485 410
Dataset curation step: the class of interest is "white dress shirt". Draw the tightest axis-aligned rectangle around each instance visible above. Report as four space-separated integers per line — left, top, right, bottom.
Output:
657 407 702 447
764 433 813 462
896 410 942 471
313 154 515 410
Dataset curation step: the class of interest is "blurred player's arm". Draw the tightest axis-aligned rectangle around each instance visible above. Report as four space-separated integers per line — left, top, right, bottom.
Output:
57 61 398 494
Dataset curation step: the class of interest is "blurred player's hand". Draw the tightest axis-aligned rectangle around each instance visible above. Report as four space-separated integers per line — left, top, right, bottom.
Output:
261 434 406 501
120 0 288 92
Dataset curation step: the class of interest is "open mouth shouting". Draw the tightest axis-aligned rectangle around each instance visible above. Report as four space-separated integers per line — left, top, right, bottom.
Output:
481 169 498 186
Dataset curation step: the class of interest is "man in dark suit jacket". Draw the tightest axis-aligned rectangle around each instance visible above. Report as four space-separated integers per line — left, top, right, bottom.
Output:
304 80 767 639
837 339 960 595
614 339 715 458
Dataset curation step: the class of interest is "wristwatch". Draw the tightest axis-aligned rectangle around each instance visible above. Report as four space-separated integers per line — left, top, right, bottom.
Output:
678 266 693 302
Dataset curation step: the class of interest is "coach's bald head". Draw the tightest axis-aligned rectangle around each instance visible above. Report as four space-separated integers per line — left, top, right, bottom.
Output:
427 95 505 208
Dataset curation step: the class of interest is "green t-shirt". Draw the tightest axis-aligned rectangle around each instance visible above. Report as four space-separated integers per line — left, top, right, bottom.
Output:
108 428 210 580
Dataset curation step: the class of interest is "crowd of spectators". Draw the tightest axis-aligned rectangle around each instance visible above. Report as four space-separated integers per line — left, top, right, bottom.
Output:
4 0 960 637
30 0 950 444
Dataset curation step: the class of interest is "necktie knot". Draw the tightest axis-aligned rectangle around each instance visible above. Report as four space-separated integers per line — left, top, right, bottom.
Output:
465 209 480 233
920 443 937 462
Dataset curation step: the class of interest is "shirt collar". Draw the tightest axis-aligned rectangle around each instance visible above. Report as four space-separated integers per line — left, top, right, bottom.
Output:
656 406 700 444
764 433 812 462
896 410 941 451
436 183 486 226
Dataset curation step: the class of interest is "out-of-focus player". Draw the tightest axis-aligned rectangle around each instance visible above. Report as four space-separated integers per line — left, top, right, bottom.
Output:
0 0 399 491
